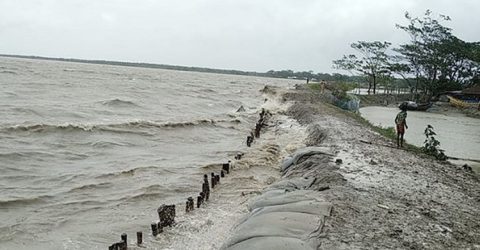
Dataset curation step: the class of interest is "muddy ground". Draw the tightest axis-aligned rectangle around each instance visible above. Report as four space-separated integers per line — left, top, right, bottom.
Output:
281 86 480 249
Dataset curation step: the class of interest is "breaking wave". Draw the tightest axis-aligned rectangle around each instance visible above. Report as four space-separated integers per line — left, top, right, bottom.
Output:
0 195 52 207
2 119 241 134
95 165 167 179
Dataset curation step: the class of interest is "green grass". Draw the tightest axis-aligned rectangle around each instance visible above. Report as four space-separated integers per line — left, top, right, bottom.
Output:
374 126 397 139
306 83 322 91
305 84 433 157
307 82 357 92
335 82 358 92
331 104 425 154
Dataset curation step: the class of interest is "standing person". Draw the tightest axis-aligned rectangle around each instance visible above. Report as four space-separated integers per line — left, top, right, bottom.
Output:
395 105 408 148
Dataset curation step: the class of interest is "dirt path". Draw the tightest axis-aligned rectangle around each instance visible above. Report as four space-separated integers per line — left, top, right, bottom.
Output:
283 87 480 249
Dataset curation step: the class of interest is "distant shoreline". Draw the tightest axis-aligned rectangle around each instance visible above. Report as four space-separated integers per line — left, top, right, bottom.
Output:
0 54 365 83
0 54 270 77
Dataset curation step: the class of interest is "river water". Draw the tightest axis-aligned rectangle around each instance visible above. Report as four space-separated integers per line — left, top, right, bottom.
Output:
359 106 480 171
0 57 300 249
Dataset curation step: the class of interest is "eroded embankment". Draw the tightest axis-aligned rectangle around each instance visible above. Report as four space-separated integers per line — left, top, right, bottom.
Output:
138 87 308 250
286 88 479 249
223 86 479 250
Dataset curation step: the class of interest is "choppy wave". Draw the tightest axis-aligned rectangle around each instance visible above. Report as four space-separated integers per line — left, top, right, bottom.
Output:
2 119 240 135
0 152 31 159
0 195 51 207
202 163 223 170
125 191 164 202
3 91 18 97
68 182 113 193
124 185 191 202
0 70 17 75
91 141 133 148
4 123 96 133
11 107 43 117
101 98 139 107
96 165 161 179
63 68 97 74
1 123 153 136
0 151 56 160
200 88 217 93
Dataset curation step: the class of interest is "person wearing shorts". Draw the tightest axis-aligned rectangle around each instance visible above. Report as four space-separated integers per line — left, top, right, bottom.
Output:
395 106 408 148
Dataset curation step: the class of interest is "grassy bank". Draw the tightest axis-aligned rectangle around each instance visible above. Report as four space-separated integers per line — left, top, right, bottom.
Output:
356 93 411 107
354 113 424 154
315 93 426 155
299 84 437 157
292 85 480 250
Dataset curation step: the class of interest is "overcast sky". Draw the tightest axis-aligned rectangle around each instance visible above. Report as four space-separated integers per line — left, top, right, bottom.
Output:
1 0 479 73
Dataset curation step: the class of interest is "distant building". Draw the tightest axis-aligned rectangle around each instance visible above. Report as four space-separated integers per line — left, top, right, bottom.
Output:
462 85 480 99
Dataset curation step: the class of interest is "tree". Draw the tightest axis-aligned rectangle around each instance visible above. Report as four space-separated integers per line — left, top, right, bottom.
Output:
333 41 391 94
393 10 480 97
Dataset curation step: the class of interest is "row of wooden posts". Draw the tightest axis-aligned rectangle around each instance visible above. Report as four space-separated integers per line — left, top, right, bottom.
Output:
246 108 268 147
108 109 269 249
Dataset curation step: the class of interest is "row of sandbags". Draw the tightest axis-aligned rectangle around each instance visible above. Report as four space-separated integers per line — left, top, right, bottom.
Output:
221 147 335 250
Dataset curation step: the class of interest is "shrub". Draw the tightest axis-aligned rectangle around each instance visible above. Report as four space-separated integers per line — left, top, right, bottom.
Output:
422 125 447 160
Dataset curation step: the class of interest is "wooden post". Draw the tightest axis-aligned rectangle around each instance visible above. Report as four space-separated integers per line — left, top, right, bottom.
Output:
235 153 242 160
151 222 158 236
204 174 209 186
197 196 202 208
215 174 220 184
246 136 253 147
255 123 261 138
111 241 127 250
222 163 230 174
220 170 225 178
121 233 127 244
157 221 164 233
188 197 194 211
202 183 210 201
136 231 143 246
211 173 216 188
158 204 176 227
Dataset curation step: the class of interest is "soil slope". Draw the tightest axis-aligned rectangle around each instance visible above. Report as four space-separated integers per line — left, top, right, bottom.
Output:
283 87 480 249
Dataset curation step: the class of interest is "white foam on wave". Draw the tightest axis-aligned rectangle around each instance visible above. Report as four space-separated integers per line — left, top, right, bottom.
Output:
147 90 308 249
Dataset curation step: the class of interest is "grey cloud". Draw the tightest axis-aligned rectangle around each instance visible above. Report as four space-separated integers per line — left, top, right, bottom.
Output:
0 0 478 73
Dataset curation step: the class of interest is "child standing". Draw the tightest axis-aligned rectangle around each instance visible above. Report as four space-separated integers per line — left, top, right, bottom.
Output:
395 106 408 148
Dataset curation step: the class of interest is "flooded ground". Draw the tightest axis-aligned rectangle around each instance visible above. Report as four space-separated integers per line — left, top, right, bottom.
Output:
359 106 480 171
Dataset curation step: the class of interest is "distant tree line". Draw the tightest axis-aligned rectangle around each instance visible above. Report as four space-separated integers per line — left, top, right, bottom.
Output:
333 10 480 98
264 69 365 82
0 54 362 83
0 54 264 77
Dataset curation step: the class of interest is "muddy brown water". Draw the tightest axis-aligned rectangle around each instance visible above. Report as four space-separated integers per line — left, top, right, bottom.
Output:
0 57 305 249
